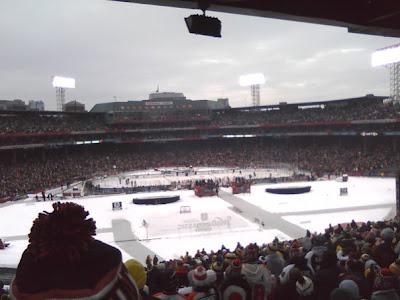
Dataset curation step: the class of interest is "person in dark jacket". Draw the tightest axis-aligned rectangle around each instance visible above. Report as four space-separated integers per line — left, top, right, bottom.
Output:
339 259 370 299
373 228 396 268
314 250 341 300
274 267 302 300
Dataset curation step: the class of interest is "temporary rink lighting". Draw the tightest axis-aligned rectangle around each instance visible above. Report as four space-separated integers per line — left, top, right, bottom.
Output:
52 76 76 88
371 44 400 67
239 73 266 86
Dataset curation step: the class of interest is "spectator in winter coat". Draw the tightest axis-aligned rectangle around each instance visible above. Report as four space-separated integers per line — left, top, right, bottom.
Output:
175 260 190 287
314 250 341 300
370 289 400 300
373 228 396 268
330 288 357 300
220 259 251 300
187 266 218 300
274 267 301 300
153 269 185 300
240 244 272 300
263 252 284 278
147 265 164 296
338 280 360 300
339 259 370 299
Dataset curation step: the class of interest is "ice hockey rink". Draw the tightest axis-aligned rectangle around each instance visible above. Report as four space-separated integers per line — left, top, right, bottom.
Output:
0 173 395 268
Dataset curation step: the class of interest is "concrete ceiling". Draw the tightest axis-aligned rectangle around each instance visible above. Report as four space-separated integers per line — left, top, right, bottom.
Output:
112 0 400 37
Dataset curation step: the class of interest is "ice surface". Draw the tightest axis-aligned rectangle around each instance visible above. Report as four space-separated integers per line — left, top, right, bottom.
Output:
232 177 395 214
0 176 395 267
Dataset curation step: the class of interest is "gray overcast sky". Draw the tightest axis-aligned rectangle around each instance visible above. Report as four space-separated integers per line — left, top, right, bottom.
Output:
0 0 398 110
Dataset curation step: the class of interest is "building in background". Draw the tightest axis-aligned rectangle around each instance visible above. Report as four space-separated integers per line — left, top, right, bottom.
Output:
0 99 28 111
28 100 45 111
90 92 230 113
63 100 85 112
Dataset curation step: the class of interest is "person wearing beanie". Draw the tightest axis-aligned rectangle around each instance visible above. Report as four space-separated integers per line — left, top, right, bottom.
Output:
187 266 217 300
289 240 304 259
10 202 140 300
126 259 147 291
223 253 237 271
211 261 224 287
264 252 285 278
373 228 396 268
244 244 259 262
380 228 395 241
371 289 400 300
220 259 251 300
330 288 356 300
125 259 157 300
153 269 185 300
339 280 359 299
175 260 190 288
241 244 272 300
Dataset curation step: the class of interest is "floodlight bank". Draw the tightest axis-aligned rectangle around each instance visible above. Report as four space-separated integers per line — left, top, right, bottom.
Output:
52 76 76 89
239 73 266 86
371 45 400 67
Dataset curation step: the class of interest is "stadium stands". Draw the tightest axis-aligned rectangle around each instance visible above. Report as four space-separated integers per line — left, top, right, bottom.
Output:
5 202 400 300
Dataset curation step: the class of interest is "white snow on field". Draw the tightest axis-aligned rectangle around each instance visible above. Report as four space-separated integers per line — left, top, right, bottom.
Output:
0 176 395 268
282 208 392 233
231 177 395 214
0 190 286 267
144 229 289 260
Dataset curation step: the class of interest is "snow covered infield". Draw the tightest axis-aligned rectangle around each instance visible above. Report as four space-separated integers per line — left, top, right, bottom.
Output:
0 173 396 268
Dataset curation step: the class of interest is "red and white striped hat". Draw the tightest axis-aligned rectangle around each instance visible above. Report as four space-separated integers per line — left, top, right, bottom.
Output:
192 266 216 287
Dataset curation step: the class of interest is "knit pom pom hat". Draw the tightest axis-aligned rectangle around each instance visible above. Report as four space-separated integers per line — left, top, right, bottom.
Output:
192 266 216 287
10 202 140 300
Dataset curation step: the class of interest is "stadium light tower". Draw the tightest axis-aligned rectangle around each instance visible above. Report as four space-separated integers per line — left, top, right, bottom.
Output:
239 73 266 107
52 76 76 111
372 44 400 102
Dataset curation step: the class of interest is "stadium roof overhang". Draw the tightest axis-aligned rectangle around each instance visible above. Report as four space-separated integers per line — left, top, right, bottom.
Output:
112 0 400 38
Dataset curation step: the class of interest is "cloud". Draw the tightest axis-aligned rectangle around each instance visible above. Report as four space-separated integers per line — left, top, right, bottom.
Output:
0 0 397 110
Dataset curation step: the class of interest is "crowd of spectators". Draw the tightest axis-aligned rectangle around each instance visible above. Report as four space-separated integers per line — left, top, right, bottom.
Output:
0 100 398 135
0 138 399 199
212 102 399 127
6 202 400 299
130 216 400 300
0 113 105 134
